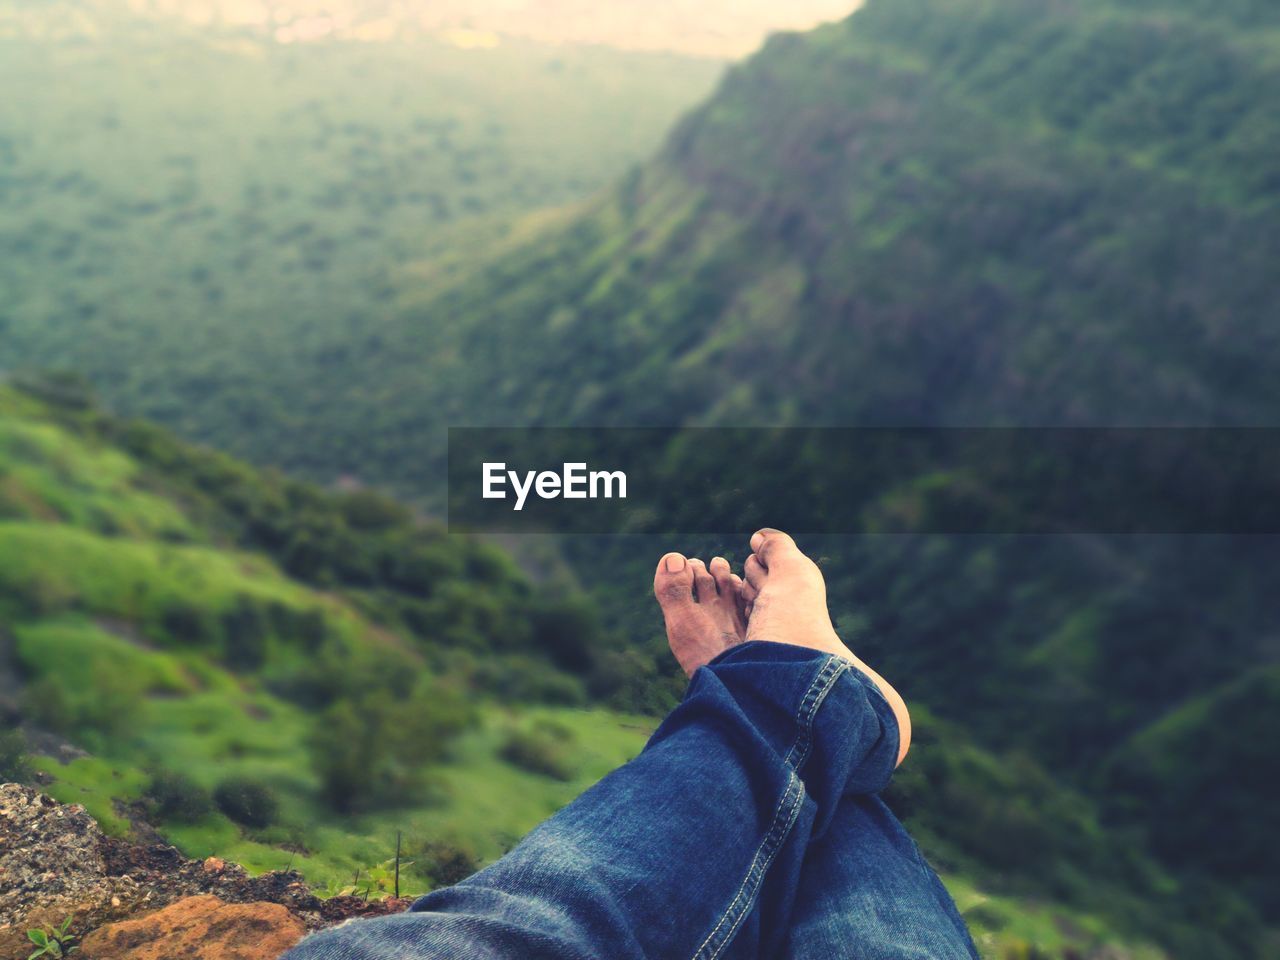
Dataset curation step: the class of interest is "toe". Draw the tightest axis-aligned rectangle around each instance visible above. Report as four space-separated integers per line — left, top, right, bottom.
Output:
744 553 767 590
750 528 802 570
740 579 758 618
654 552 695 606
709 557 735 597
729 573 749 625
689 558 717 602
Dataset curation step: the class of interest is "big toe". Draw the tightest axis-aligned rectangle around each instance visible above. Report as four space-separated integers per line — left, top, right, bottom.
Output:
654 552 695 609
749 528 806 571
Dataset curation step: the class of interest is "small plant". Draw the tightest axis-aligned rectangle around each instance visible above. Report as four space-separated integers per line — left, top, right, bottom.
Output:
362 856 415 899
339 855 416 899
27 917 78 958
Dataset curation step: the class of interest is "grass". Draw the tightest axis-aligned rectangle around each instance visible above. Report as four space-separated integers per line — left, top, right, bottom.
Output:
948 873 1169 960
0 395 656 896
0 523 302 614
32 755 148 839
34 731 1168 958
18 618 201 693
35 693 655 897
0 417 195 539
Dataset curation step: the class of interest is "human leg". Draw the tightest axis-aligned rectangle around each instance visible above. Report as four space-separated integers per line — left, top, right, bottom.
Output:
283 550 899 960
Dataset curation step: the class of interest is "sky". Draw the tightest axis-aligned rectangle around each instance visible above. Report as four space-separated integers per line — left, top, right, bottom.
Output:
103 0 862 57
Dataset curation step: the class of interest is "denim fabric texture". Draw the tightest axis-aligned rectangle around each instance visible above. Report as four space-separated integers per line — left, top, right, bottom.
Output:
282 641 978 959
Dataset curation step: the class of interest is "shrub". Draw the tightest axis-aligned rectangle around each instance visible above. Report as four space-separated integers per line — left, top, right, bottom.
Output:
12 370 95 410
588 647 682 715
471 656 586 706
499 724 575 781
22 668 142 743
161 602 217 647
416 838 480 888
19 572 75 617
0 728 32 782
213 776 278 828
338 489 411 531
220 595 268 669
144 770 212 824
267 602 328 652
20 678 74 735
310 680 474 813
529 598 601 673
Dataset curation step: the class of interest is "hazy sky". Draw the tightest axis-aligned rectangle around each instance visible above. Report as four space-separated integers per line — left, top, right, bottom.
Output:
110 0 861 57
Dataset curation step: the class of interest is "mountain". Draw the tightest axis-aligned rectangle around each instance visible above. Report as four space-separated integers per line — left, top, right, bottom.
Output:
4 0 1279 955
299 0 1280 493
12 0 1276 480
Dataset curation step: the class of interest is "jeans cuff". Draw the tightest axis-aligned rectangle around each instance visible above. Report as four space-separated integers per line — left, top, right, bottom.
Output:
704 641 899 802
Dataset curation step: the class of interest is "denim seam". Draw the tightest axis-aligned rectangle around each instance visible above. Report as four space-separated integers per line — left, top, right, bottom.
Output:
784 656 849 770
691 770 803 960
691 655 845 960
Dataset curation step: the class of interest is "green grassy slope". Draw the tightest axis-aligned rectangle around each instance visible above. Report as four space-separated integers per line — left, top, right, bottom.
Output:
0 382 1188 957
0 378 657 894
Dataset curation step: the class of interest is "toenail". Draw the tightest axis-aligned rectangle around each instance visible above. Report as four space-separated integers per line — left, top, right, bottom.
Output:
665 554 686 572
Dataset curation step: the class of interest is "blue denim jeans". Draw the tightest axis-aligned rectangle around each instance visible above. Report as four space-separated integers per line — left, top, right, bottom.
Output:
283 642 978 959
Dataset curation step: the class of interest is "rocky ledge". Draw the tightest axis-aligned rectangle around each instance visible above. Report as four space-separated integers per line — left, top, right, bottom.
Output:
0 784 411 959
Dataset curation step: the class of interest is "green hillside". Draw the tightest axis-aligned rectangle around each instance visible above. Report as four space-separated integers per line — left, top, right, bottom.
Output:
0 380 1196 958
286 0 1280 486
0 377 657 895
15 0 1278 488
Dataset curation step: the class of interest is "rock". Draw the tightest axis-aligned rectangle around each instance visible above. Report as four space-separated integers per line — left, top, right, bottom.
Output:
79 895 305 960
0 784 147 959
0 784 112 922
0 783 411 957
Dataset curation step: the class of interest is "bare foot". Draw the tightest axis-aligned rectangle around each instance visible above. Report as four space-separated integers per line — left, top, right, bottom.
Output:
654 553 748 676
743 529 912 766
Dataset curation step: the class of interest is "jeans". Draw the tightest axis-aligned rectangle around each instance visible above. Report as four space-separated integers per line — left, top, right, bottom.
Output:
283 642 978 959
